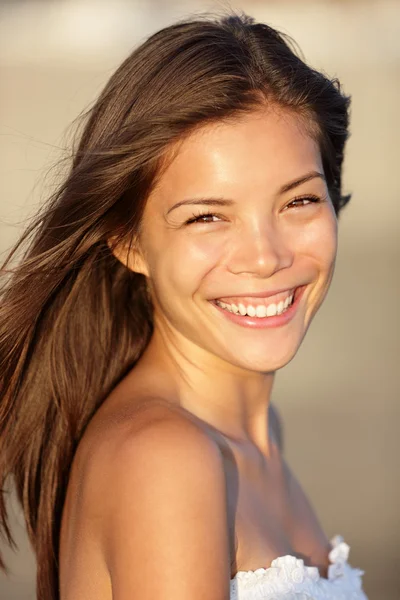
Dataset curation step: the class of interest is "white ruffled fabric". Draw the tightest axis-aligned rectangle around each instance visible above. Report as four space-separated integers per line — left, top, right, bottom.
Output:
230 535 368 600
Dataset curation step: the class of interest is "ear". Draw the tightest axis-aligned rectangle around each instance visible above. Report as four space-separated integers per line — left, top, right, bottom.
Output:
107 237 150 277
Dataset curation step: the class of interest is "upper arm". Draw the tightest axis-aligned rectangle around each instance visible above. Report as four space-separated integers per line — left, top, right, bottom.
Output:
98 416 231 600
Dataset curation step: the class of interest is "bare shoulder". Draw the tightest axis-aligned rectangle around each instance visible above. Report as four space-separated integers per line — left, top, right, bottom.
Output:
80 400 231 599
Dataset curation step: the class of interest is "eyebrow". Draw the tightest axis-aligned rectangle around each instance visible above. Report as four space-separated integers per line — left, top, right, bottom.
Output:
166 171 326 215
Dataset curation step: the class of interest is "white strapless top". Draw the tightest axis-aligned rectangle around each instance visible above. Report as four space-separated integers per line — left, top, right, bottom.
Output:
230 535 368 599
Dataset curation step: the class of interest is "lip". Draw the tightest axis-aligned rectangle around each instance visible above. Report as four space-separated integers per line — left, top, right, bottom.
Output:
213 287 296 301
210 285 306 329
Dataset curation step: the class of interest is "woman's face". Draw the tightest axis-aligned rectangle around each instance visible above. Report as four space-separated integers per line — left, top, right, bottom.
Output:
132 108 338 373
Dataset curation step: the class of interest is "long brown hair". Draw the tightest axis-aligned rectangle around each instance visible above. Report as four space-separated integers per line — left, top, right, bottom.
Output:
0 11 351 599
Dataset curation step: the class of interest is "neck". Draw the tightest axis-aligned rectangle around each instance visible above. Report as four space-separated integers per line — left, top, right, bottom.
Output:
138 326 277 457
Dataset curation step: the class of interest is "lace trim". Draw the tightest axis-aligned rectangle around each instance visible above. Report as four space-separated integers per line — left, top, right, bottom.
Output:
230 535 366 599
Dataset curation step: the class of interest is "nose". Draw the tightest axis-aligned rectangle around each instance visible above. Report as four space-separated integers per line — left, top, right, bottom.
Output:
227 221 294 278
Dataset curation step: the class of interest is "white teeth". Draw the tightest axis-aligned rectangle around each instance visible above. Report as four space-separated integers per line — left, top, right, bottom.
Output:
256 305 267 318
215 292 295 318
238 303 247 315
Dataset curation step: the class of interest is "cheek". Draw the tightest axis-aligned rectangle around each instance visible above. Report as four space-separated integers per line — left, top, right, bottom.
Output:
152 231 226 295
289 211 338 269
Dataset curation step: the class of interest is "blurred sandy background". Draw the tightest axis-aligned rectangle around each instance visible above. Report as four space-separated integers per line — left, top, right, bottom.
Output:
0 1 399 599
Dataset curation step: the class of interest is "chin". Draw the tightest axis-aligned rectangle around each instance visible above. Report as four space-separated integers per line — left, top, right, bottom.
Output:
229 342 302 374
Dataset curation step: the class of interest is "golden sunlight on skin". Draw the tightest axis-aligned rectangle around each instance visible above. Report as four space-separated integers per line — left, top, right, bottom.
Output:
122 108 338 449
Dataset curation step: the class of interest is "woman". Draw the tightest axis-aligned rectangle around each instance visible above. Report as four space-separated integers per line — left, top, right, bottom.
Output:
0 12 368 600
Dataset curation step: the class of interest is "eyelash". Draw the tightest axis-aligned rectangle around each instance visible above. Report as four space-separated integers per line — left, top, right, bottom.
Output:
184 195 322 225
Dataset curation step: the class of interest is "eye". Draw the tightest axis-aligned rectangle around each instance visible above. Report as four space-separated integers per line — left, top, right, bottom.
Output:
185 212 222 225
285 194 321 209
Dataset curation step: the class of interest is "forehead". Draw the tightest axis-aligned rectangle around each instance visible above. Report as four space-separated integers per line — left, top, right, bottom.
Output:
154 108 323 200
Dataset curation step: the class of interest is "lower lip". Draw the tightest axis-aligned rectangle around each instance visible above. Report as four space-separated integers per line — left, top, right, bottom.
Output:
210 286 306 329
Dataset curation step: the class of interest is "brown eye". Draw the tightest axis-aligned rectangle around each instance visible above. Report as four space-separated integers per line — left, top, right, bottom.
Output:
185 212 221 225
287 195 321 209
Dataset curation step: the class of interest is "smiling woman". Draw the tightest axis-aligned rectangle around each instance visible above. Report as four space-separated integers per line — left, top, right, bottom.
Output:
0 10 367 600
128 109 338 374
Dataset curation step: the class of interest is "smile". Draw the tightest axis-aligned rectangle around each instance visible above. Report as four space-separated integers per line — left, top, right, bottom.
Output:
215 290 294 318
210 286 305 329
